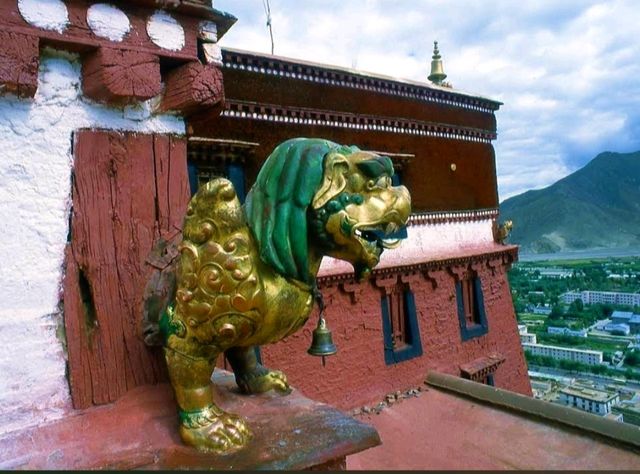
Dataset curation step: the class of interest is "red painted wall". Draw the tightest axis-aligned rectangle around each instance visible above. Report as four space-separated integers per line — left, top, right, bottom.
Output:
261 258 532 410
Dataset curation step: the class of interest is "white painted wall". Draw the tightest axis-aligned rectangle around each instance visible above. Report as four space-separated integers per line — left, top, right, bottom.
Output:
0 48 184 437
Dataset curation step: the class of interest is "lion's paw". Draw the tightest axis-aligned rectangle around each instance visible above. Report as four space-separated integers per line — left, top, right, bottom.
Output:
179 405 251 453
236 365 291 395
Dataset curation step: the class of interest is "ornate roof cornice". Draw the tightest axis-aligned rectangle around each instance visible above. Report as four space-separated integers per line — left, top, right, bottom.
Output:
408 208 499 226
317 245 518 287
222 100 496 143
222 48 502 113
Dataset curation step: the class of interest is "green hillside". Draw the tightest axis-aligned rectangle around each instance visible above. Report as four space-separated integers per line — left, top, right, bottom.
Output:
500 151 640 254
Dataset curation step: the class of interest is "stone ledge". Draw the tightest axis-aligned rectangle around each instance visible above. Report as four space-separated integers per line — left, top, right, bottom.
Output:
0 371 380 470
425 371 640 451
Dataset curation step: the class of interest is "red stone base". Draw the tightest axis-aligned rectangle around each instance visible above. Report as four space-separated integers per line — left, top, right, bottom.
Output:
0 371 379 470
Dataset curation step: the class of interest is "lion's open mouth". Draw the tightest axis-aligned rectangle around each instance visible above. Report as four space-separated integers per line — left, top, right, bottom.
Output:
352 214 405 253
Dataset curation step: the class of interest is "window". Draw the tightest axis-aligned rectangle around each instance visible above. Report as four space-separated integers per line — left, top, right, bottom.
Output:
381 279 423 364
456 269 488 340
187 160 246 201
483 374 495 386
187 137 258 202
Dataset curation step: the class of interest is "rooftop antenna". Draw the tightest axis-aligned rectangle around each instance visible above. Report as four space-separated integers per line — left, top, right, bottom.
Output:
262 0 274 54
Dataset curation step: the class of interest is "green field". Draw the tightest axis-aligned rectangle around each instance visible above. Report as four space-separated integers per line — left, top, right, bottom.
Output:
535 333 629 353
518 312 547 321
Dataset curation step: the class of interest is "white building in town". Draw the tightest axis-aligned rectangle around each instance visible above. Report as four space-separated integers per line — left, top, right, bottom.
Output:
547 326 587 338
603 323 631 336
522 343 603 366
561 291 640 307
558 386 619 416
538 268 573 279
518 325 537 344
610 311 640 334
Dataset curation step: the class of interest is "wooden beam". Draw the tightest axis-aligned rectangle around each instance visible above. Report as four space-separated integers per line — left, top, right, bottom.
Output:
156 61 224 116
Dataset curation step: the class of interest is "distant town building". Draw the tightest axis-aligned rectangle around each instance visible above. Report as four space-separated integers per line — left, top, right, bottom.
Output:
561 291 640 307
558 386 619 416
547 327 587 338
613 394 640 427
603 323 631 336
518 325 537 344
611 311 634 324
530 380 553 399
523 343 603 366
630 315 640 334
610 311 640 334
537 268 573 279
607 273 628 280
532 305 552 315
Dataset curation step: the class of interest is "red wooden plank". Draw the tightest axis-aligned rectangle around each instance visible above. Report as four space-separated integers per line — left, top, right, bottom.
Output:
64 130 189 408
63 244 92 409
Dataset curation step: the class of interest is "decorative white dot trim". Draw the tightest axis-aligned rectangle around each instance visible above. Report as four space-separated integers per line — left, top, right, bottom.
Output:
146 10 185 51
87 3 131 42
18 0 69 34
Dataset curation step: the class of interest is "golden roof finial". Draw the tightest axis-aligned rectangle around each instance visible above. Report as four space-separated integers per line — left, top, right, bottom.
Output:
428 40 447 85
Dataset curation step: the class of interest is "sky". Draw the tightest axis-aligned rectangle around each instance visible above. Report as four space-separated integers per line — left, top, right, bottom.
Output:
215 0 640 201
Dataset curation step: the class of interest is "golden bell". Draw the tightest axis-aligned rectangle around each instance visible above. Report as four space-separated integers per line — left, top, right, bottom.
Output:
307 317 337 366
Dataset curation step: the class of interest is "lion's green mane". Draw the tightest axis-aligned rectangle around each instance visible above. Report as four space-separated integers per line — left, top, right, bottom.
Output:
244 138 357 285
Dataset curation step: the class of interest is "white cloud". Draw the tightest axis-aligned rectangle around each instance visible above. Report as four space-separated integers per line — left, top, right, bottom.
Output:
217 0 640 201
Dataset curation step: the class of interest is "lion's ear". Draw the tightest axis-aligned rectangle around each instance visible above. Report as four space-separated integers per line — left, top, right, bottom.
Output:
312 152 349 209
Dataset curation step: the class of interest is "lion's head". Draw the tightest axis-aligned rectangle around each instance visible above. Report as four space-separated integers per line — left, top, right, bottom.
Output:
245 138 411 284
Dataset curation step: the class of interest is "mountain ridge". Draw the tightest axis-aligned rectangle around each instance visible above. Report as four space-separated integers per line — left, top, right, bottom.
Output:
499 150 640 254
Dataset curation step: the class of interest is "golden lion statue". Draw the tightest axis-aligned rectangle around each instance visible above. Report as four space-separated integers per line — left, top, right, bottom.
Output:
160 138 411 453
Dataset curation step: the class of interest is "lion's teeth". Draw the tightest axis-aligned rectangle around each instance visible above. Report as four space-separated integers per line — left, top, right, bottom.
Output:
381 239 401 249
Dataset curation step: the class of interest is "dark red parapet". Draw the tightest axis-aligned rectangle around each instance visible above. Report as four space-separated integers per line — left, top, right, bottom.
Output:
0 371 380 470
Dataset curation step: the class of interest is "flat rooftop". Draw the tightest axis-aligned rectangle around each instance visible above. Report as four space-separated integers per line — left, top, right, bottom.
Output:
348 372 640 470
523 342 602 355
560 386 618 403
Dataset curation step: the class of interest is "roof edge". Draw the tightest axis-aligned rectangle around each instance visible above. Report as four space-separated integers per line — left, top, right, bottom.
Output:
221 46 503 110
425 371 640 451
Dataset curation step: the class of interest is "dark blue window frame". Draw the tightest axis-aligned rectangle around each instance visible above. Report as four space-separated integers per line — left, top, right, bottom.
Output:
381 285 423 364
455 275 489 341
187 161 246 202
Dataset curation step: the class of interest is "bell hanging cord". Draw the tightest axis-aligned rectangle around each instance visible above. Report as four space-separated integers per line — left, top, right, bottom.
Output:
312 285 325 318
